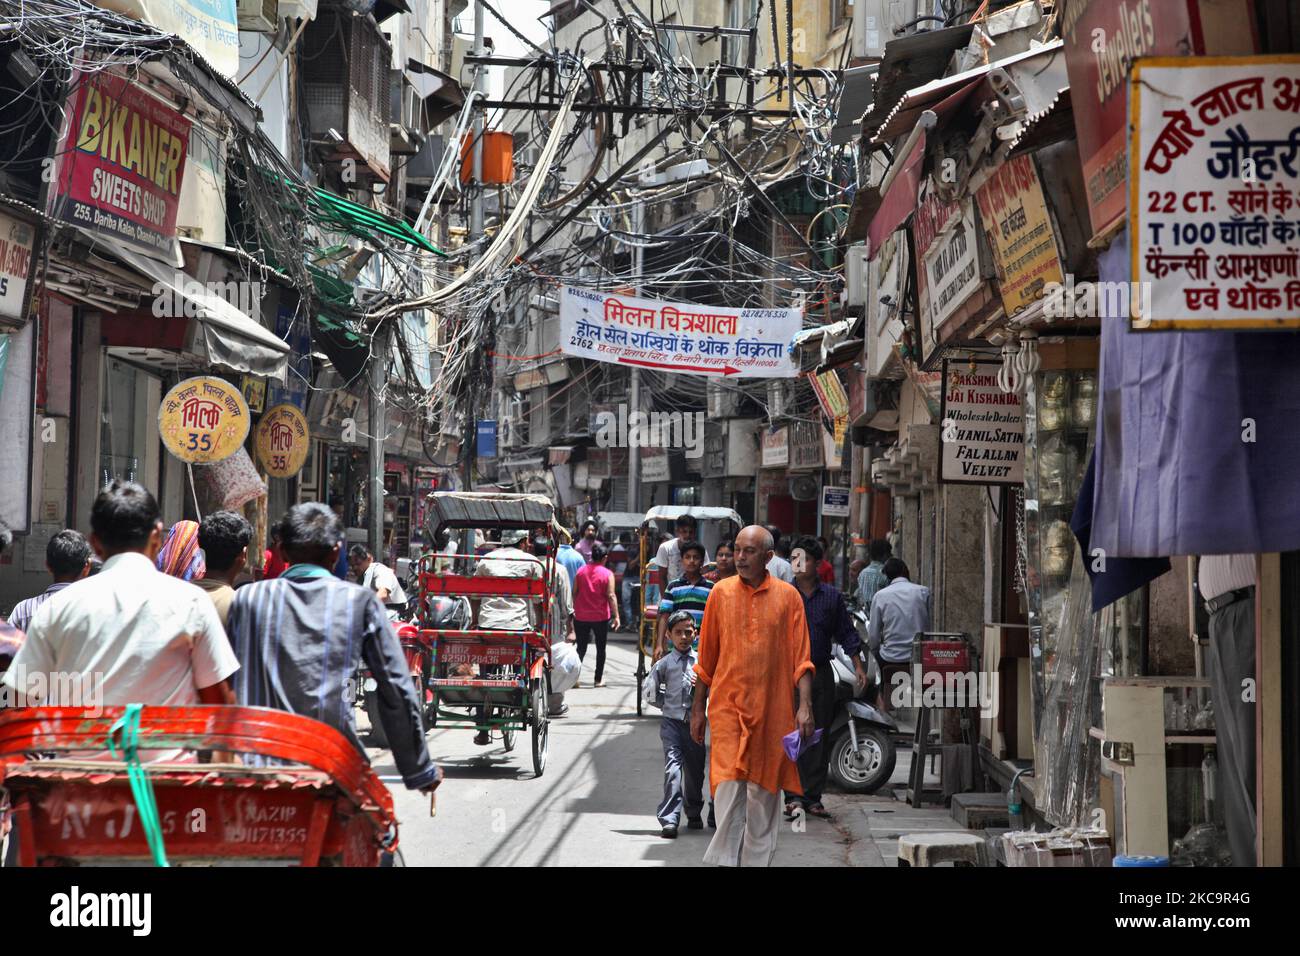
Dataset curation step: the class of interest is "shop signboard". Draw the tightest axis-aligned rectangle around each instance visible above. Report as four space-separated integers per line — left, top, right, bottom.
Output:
50 72 192 265
159 375 249 464
477 419 498 458
255 403 311 479
267 306 311 411
1130 55 1300 329
760 425 789 468
0 210 36 325
913 188 981 359
939 359 1025 486
974 154 1065 317
821 485 851 518
640 445 670 482
789 419 824 472
559 286 801 378
1058 0 1255 243
95 0 240 79
809 368 849 423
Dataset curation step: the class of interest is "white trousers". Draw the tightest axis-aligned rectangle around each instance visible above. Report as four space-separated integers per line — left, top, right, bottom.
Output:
702 780 781 867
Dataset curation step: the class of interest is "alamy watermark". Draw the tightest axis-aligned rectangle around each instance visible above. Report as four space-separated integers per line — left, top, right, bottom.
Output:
0 666 105 714
1042 274 1153 327
888 666 999 718
150 274 262 318
594 404 705 457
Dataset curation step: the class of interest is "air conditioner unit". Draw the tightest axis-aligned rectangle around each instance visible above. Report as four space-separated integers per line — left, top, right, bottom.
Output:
845 244 869 307
302 10 394 181
238 0 279 32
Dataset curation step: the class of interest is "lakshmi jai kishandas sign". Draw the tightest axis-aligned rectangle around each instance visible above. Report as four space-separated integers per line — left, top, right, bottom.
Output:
1131 55 1300 329
939 360 1025 486
50 71 191 264
558 286 802 377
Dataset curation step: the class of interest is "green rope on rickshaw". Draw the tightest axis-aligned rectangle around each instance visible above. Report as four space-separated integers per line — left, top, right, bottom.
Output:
107 703 170 868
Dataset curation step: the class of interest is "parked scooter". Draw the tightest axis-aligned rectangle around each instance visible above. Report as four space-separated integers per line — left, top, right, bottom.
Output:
824 605 902 794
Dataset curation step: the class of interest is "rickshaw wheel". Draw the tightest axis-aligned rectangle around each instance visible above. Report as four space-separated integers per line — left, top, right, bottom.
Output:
501 716 517 752
531 678 549 777
635 647 645 718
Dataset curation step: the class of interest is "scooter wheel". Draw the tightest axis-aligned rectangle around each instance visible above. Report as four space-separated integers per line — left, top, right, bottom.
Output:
828 725 896 794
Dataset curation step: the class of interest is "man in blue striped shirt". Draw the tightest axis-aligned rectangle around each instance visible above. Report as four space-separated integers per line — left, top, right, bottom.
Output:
654 540 712 660
226 503 441 794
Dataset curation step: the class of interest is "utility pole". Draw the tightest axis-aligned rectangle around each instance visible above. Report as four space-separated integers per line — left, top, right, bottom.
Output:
628 197 643 514
463 0 487 494
368 323 388 561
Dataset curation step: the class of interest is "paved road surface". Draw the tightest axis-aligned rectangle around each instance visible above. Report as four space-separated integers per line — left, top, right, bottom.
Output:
367 634 948 866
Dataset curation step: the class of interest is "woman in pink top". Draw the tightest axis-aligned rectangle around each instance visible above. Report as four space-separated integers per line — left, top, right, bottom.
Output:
572 544 620 687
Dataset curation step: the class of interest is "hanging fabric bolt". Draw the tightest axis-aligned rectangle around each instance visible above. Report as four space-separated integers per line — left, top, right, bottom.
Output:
107 703 170 867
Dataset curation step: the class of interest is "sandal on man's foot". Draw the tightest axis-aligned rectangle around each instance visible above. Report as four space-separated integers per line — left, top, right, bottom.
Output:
807 802 831 819
783 802 801 820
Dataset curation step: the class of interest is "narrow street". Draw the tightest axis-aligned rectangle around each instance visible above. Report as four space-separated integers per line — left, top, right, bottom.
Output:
373 636 946 867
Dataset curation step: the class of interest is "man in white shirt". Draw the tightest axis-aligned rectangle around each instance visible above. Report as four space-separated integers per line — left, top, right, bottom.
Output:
1198 553 1257 865
1 480 238 710
653 514 710 586
348 544 409 618
867 558 931 712
764 525 795 584
472 529 545 632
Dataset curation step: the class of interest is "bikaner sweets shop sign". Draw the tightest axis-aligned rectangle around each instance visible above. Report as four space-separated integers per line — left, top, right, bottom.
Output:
51 71 191 264
158 376 250 464
558 286 801 377
1131 56 1300 329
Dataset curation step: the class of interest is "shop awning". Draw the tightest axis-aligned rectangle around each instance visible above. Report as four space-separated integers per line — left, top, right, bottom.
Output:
1009 87 1073 157
831 65 876 146
865 119 930 257
871 40 1062 143
405 59 467 129
81 229 289 381
859 22 977 140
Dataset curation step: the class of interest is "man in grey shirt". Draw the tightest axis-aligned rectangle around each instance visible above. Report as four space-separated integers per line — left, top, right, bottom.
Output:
764 524 795 584
226 503 440 795
867 558 931 712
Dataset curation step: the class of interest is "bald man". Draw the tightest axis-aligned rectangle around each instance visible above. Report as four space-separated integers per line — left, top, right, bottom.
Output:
691 525 814 867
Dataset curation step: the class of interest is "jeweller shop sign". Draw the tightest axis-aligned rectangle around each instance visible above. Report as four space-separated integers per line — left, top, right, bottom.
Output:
1131 55 1300 329
939 360 1024 486
559 286 801 377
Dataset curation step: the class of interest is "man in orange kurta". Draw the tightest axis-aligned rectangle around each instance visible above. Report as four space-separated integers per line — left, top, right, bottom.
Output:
691 525 814 867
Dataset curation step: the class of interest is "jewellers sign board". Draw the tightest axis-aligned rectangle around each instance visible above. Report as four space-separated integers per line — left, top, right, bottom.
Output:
559 286 801 378
939 360 1025 486
50 72 191 265
1131 56 1300 329
1059 0 1256 244
974 154 1065 317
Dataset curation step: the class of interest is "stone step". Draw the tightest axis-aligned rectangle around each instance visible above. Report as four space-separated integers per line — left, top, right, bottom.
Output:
950 792 1010 829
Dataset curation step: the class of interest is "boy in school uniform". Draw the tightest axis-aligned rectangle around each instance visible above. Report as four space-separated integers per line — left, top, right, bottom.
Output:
643 610 707 838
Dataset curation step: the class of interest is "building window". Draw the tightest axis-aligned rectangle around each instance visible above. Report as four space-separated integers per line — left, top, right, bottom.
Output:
830 0 852 33
724 0 760 66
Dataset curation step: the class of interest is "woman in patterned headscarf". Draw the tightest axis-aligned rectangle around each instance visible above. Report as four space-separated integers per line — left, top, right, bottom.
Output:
156 520 206 581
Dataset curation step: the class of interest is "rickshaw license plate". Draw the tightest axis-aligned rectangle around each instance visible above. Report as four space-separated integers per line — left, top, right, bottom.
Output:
439 643 522 667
